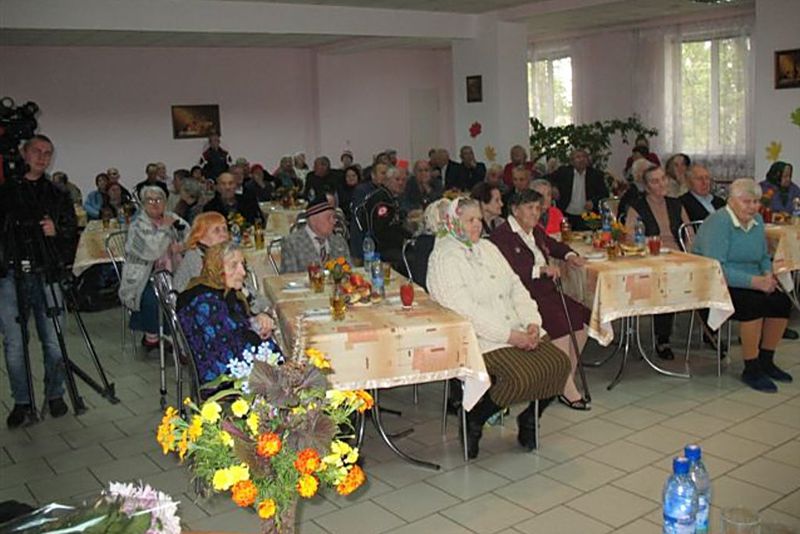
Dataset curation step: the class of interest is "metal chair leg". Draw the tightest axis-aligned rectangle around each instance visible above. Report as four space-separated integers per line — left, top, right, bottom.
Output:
533 399 540 451
441 380 449 435
413 384 419 405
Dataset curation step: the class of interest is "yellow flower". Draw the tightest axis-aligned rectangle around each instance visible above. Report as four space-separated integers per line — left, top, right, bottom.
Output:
231 398 249 418
322 453 344 468
219 430 234 448
296 474 319 498
200 401 222 424
212 468 235 491
766 140 783 162
228 463 250 484
326 390 347 408
306 348 331 370
246 412 260 436
188 416 203 442
156 406 179 454
182 397 192 406
257 499 277 519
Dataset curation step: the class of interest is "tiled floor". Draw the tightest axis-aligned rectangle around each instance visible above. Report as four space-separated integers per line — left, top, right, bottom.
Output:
2 307 800 533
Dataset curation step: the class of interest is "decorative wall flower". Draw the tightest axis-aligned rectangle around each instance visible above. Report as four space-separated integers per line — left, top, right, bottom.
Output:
792 108 800 129
484 145 497 162
766 141 783 162
469 121 482 138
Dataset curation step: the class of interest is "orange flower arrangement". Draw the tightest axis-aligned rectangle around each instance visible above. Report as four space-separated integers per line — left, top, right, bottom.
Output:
256 432 282 458
257 499 277 519
336 464 366 496
231 480 258 507
294 448 321 475
296 474 319 498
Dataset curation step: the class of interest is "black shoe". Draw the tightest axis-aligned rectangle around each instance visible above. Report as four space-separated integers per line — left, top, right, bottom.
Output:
557 395 591 411
703 334 727 360
48 397 69 418
783 328 799 340
465 396 500 459
761 362 793 383
516 403 538 451
656 344 675 361
6 404 32 429
741 370 778 393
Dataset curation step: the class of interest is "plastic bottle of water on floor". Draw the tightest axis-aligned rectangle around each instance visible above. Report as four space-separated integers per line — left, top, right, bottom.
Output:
685 444 711 534
662 456 698 534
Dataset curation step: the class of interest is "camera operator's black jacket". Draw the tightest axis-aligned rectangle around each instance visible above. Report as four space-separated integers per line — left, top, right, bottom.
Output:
0 176 78 275
362 184 411 270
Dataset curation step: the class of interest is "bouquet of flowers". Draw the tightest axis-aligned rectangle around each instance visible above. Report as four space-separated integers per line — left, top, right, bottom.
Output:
276 186 301 208
325 256 352 283
760 188 775 208
156 344 372 533
581 211 602 231
610 220 626 243
0 482 180 533
227 211 247 231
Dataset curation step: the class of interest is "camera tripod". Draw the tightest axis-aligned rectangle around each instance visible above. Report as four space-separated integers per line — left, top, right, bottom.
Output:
12 260 120 425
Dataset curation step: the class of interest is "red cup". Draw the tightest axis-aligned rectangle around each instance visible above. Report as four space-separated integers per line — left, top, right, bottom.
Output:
400 283 414 308
647 236 661 255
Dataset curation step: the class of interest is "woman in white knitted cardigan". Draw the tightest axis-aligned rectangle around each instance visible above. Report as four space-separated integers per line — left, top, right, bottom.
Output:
427 198 570 459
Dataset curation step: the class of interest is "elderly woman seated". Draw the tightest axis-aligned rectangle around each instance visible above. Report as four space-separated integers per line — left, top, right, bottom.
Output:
177 242 281 383
427 197 571 458
489 189 590 410
280 198 351 273
624 165 691 360
119 185 187 349
693 178 793 392
471 182 504 237
759 161 798 214
173 177 206 225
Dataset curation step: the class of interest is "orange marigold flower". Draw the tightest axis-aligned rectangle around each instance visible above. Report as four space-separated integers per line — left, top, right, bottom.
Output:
231 480 258 507
256 432 282 458
296 474 319 498
336 464 366 496
257 499 277 519
336 257 346 265
177 429 189 461
355 390 374 412
294 448 321 475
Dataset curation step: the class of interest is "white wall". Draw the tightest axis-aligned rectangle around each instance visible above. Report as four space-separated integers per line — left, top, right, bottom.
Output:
753 0 800 180
0 45 454 193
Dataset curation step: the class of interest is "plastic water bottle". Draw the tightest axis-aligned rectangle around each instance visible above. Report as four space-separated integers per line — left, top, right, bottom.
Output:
370 253 385 299
634 217 646 247
362 235 376 271
792 197 800 226
601 208 612 233
230 224 242 245
685 445 711 534
662 457 698 534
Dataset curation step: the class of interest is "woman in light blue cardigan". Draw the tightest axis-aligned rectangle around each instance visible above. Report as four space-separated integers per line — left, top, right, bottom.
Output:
693 178 792 393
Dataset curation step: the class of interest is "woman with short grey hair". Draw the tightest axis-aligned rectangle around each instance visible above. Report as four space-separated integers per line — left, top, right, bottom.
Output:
174 178 205 224
119 185 188 350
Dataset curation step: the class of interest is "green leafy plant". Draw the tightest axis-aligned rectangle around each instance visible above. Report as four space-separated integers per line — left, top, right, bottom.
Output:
529 116 658 171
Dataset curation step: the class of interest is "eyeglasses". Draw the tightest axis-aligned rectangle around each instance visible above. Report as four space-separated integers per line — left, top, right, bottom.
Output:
145 198 164 205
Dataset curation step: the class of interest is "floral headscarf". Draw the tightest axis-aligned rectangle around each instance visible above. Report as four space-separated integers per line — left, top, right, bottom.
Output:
766 161 793 206
443 196 474 248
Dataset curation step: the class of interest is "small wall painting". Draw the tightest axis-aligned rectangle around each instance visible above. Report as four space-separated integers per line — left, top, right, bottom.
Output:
171 104 221 139
775 49 800 89
466 75 483 103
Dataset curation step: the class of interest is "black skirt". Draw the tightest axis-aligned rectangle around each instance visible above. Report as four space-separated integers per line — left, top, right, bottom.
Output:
729 287 791 322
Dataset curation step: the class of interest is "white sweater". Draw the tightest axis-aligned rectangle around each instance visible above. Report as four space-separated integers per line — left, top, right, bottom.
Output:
427 235 545 354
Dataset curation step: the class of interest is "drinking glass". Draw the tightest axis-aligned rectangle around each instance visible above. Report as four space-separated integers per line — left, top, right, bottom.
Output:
647 235 662 255
382 262 392 284
329 292 346 321
721 507 760 534
400 283 414 308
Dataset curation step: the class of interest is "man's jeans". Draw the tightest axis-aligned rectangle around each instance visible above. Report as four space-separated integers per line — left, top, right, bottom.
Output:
0 272 66 405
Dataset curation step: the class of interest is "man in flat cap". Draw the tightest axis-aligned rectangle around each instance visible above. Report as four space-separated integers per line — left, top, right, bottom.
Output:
280 197 350 273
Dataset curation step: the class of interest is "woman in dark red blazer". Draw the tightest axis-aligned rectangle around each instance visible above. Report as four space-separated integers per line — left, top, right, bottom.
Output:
490 189 591 410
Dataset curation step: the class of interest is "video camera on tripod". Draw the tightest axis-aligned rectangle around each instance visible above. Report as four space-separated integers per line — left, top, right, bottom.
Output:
0 96 39 185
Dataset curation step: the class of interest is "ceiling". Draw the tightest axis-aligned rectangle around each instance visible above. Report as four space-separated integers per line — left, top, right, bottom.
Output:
215 0 546 14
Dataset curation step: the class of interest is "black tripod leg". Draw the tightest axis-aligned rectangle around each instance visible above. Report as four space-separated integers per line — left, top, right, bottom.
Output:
41 280 86 415
60 280 118 403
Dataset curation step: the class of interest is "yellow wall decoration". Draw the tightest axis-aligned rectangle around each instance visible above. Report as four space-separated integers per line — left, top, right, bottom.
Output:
484 145 497 162
765 141 782 162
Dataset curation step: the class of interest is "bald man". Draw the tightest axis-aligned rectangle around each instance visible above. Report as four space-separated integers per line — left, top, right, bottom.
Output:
679 165 725 222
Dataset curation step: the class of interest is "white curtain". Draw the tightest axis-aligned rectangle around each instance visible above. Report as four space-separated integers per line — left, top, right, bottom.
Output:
639 16 755 181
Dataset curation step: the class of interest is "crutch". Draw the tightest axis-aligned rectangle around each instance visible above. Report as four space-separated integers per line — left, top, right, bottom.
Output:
554 276 591 403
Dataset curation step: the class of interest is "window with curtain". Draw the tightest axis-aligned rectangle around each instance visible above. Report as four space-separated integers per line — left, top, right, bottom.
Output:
528 55 573 127
663 19 754 181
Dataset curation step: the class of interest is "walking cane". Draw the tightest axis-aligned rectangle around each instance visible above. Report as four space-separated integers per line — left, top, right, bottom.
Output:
554 276 592 403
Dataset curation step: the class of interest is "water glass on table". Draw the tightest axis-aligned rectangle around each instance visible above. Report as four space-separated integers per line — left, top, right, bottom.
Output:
721 507 760 533
307 263 324 293
647 235 662 255
329 288 346 321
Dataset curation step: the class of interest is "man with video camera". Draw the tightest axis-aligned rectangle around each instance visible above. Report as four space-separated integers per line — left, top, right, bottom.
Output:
0 134 78 428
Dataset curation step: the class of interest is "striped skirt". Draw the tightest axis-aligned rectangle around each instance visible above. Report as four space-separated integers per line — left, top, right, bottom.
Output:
483 337 570 407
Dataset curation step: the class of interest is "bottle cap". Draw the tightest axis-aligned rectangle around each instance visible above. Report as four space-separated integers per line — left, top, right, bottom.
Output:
673 456 690 475
684 444 701 461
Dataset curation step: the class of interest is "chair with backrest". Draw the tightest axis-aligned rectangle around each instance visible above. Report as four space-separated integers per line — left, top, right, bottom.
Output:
104 230 132 354
267 237 283 274
678 219 726 376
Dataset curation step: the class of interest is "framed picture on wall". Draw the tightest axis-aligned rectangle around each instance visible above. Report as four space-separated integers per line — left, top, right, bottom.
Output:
171 104 221 139
466 75 483 103
775 49 800 89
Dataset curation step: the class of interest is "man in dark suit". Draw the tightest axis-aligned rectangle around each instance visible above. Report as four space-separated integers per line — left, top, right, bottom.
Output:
680 165 725 222
548 149 608 230
203 172 264 226
459 145 486 192
303 156 336 203
434 149 468 191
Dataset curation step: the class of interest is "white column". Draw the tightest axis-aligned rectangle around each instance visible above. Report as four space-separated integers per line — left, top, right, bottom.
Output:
451 18 529 163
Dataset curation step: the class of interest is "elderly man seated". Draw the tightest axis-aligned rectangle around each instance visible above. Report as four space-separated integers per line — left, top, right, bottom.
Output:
693 178 793 393
402 159 443 213
548 149 609 231
363 166 411 270
203 172 264 226
680 165 725 222
280 197 350 273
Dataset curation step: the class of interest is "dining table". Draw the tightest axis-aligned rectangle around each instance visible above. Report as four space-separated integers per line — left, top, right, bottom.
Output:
259 201 306 236
261 270 490 469
557 233 735 389
71 219 124 277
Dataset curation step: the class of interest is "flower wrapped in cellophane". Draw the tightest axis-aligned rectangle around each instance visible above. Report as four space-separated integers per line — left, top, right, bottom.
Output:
156 344 372 533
